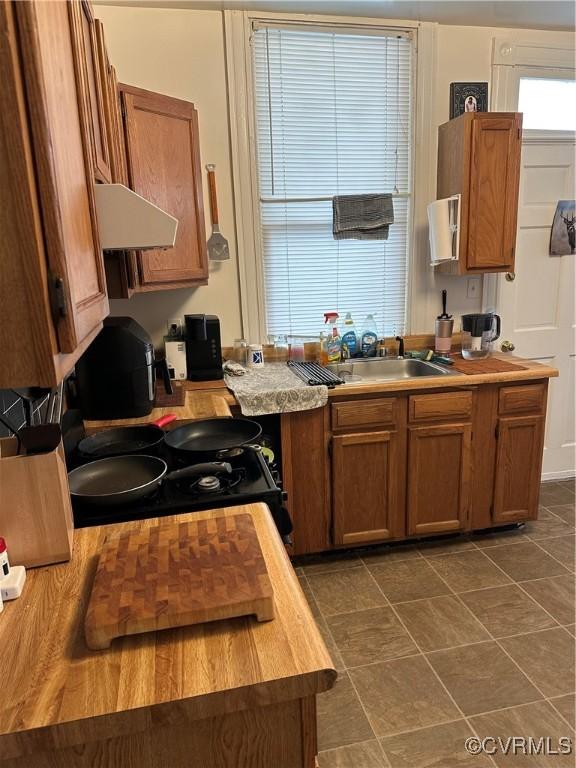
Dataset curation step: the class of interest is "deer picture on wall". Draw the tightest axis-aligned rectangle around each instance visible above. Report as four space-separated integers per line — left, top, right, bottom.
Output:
550 200 576 256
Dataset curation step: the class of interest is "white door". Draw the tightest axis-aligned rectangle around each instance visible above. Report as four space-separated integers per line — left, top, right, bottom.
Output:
496 136 575 478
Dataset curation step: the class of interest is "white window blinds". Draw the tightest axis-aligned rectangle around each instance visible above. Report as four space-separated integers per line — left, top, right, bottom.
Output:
252 23 413 338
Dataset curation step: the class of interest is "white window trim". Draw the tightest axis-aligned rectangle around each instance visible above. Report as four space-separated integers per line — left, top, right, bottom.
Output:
224 10 437 342
483 37 576 313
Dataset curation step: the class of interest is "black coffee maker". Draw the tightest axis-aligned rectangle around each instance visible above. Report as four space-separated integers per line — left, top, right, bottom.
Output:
76 317 172 419
185 314 223 381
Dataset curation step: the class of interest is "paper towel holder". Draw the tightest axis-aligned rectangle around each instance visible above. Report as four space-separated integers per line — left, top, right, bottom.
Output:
428 194 461 266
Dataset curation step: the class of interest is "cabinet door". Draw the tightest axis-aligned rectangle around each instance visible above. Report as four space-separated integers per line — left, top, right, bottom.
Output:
467 115 522 271
407 424 471 536
121 85 208 288
493 416 544 523
332 431 404 546
69 0 111 183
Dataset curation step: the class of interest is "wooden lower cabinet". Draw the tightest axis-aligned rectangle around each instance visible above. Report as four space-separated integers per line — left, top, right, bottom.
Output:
407 423 472 536
492 415 544 523
332 430 405 545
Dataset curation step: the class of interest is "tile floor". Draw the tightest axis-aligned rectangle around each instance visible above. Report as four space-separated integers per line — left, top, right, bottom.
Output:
294 480 576 767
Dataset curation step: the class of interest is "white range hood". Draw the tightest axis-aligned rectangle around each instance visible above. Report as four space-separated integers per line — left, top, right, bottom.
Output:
94 184 178 251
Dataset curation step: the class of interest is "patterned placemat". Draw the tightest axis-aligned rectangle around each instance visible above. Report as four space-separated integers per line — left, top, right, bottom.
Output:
154 380 186 407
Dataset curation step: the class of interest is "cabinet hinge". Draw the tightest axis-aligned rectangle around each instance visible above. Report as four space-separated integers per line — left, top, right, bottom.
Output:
49 274 68 321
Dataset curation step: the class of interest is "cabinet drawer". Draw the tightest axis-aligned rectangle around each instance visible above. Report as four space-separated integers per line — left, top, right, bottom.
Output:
499 384 546 415
332 398 397 430
409 391 473 423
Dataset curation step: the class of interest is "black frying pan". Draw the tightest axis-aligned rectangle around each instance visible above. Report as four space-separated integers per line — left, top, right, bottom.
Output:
163 417 262 456
68 455 232 506
78 414 177 459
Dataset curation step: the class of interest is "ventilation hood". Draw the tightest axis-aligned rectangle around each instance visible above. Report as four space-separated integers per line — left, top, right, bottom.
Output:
94 184 178 251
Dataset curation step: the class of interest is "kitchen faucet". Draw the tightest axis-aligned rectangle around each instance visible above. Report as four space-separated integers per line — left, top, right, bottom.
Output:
395 336 405 359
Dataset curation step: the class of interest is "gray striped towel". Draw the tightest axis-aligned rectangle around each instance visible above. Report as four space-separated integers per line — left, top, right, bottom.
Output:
333 193 394 240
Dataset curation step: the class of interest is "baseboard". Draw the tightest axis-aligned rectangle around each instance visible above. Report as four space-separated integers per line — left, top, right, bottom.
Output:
541 471 576 482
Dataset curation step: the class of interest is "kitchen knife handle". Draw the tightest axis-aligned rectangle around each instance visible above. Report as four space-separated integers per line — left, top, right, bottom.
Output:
206 164 219 225
166 462 232 481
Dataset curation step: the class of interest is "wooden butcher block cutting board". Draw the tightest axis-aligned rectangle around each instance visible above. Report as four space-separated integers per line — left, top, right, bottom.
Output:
85 514 275 650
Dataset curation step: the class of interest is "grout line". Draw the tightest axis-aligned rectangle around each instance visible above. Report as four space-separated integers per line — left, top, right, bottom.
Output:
547 696 576 729
528 536 575 573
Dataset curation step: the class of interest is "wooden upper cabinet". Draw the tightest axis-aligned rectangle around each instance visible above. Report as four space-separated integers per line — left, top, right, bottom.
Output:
120 85 208 289
0 0 108 387
407 424 472 536
436 112 522 275
69 0 111 184
332 430 405 546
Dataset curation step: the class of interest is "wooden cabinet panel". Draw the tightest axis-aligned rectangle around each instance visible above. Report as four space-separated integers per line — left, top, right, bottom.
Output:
332 398 397 431
121 85 208 288
15 0 108 354
407 424 471 536
332 431 405 545
498 383 546 416
493 415 544 523
409 391 473 423
69 0 111 184
436 112 522 275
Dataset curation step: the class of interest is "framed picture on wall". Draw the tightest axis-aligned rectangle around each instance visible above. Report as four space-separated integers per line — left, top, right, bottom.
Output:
450 82 488 119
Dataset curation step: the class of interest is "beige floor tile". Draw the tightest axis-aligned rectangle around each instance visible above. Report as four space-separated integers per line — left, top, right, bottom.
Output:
326 606 418 668
556 478 576 495
317 672 374 751
536 535 575 572
471 527 529 549
540 482 576 508
428 550 512 592
298 550 362 575
369 559 451 604
459 584 558 638
349 655 460 737
318 739 386 768
547 504 576 526
316 615 346 672
379 720 493 768
417 536 477 558
484 541 569 581
395 595 490 652
523 509 575 541
298 575 321 618
565 624 576 637
499 628 575 698
549 693 575 728
469 700 574 767
521 575 575 626
427 641 542 716
361 543 423 566
308 567 387 617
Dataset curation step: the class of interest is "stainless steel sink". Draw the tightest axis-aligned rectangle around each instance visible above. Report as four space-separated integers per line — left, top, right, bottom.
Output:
325 358 458 382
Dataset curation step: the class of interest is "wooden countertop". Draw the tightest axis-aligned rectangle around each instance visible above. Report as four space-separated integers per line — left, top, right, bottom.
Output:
325 354 558 398
0 503 336 761
84 387 235 430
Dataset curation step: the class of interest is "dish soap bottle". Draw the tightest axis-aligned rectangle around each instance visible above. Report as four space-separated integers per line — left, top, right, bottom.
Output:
323 312 342 364
341 313 358 358
361 314 378 358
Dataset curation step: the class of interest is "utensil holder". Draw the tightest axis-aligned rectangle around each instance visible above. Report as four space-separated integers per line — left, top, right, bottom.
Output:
0 438 74 568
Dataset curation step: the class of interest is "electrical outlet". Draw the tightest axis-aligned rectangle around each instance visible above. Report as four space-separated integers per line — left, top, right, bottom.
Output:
167 317 183 337
467 277 481 299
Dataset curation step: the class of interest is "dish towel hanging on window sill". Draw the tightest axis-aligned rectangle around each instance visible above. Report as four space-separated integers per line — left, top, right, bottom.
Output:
332 194 394 240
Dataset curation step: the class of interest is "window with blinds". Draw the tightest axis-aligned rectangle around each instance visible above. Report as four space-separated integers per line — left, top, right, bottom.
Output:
251 23 413 338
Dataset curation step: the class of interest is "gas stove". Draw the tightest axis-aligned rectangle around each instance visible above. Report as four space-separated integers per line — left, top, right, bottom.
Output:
72 446 291 539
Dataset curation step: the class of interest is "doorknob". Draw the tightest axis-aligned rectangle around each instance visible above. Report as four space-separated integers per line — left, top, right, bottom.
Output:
501 340 515 352
505 272 516 282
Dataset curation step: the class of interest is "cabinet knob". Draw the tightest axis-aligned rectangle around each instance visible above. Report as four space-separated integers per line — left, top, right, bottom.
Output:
505 272 516 282
501 340 516 352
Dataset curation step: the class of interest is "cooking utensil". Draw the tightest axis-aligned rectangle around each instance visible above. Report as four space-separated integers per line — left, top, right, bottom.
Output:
163 417 262 457
437 289 452 320
205 164 230 261
68 455 232 506
77 414 177 459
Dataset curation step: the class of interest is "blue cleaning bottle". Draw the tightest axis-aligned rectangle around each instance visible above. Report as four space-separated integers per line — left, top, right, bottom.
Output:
341 313 358 358
361 314 378 358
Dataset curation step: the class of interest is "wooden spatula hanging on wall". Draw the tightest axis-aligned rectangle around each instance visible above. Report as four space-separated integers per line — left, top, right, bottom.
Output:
206 164 230 261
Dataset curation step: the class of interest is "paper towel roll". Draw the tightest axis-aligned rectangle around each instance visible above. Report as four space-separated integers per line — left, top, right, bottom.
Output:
428 195 460 265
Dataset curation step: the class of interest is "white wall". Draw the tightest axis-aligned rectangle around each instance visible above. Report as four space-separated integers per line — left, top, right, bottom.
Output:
97 5 573 343
97 5 244 346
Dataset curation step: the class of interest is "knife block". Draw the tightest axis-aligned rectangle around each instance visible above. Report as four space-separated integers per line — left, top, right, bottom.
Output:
0 437 74 567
